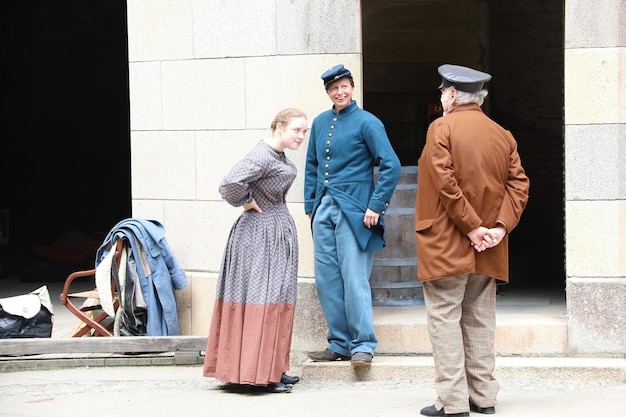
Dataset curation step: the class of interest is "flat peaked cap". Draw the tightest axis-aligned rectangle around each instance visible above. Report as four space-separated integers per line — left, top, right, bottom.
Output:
438 64 492 92
321 64 352 88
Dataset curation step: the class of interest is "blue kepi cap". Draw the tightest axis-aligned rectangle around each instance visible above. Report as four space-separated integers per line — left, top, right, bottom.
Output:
321 64 352 89
438 64 491 92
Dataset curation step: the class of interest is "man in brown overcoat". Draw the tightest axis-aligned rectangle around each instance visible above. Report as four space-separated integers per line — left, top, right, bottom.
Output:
414 64 530 417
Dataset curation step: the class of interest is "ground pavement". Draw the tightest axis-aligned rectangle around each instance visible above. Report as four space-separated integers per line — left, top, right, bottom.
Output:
1 364 625 417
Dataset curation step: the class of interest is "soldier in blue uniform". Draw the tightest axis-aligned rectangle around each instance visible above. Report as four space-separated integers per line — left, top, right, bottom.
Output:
304 64 401 367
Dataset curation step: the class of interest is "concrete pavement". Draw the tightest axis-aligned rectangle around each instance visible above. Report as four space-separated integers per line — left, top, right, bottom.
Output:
1 363 625 417
1 280 624 416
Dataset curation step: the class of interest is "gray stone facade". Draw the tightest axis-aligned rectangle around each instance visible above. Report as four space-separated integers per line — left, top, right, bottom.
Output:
125 0 625 355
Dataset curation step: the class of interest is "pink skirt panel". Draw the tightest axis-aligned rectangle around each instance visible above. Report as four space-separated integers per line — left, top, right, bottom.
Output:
203 299 295 386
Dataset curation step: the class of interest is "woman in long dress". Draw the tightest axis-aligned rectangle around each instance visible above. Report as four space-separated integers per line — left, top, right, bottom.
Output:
203 108 308 393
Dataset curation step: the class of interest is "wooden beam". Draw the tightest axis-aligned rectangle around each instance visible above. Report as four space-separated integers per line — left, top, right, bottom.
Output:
0 336 208 356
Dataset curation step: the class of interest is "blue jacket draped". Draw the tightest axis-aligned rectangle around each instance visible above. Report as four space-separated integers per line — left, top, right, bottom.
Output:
95 218 187 336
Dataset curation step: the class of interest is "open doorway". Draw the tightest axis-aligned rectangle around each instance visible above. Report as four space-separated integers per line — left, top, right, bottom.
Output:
0 2 131 286
362 0 565 293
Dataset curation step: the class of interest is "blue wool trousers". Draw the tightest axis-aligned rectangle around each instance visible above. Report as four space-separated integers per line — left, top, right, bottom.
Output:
312 195 377 356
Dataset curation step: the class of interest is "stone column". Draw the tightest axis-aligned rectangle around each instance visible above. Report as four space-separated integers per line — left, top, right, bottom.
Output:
564 0 626 353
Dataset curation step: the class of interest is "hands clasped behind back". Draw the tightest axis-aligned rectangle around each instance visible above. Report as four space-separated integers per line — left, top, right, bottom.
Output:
467 225 506 252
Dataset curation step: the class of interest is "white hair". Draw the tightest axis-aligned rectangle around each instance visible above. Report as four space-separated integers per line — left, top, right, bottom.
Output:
454 89 489 106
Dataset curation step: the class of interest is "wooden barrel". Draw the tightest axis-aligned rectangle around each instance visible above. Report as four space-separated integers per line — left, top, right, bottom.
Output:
370 166 424 306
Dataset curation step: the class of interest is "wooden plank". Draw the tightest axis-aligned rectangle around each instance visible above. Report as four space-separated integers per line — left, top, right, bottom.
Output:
0 336 208 356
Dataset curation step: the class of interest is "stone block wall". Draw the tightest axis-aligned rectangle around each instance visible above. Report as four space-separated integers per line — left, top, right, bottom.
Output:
564 0 626 353
125 0 363 345
124 0 626 356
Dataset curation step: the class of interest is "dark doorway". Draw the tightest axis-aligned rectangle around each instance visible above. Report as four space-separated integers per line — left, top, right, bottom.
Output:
362 0 565 291
0 1 131 283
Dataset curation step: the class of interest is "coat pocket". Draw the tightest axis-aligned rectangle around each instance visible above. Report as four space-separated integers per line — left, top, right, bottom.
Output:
415 218 434 232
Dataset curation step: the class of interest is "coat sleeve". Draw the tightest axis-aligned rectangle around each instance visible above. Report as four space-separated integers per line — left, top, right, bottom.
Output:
304 121 319 214
363 117 401 214
497 134 530 231
424 121 482 235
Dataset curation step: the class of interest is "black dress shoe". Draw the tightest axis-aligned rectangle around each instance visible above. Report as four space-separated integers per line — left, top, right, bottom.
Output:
265 382 293 393
420 405 468 417
470 402 496 414
308 348 351 362
281 373 300 385
420 405 445 416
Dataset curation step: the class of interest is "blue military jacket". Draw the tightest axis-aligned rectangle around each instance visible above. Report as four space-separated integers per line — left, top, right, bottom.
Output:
304 100 401 251
95 218 187 336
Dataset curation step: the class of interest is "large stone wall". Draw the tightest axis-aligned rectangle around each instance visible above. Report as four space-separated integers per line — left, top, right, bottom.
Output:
125 0 626 356
126 0 362 350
